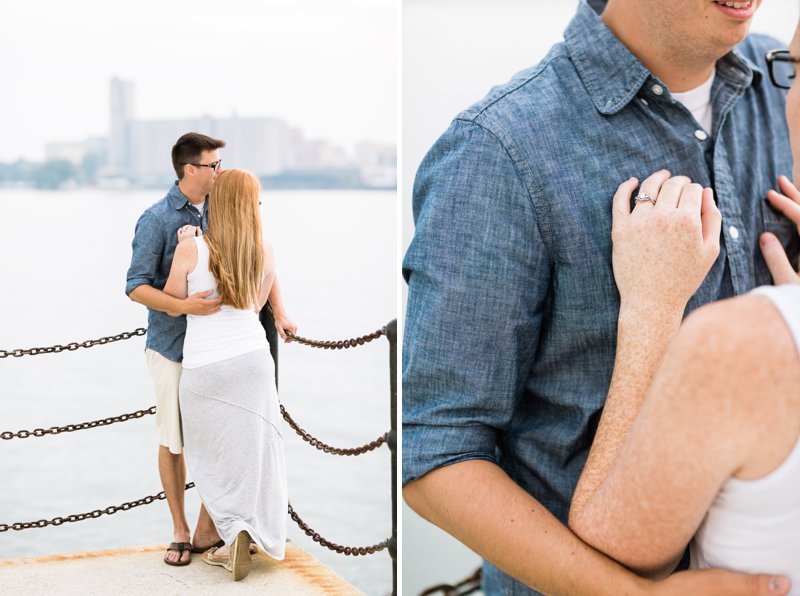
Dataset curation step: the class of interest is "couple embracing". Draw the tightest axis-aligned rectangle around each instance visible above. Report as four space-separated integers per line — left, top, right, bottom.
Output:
404 0 800 594
125 132 294 581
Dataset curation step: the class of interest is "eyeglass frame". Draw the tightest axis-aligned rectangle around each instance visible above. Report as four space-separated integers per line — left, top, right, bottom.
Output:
765 49 800 90
185 159 222 173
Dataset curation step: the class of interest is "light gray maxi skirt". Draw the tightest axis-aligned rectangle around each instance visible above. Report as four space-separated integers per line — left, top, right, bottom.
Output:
179 349 287 560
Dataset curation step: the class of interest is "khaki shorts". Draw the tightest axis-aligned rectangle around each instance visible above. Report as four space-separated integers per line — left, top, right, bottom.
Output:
145 348 184 455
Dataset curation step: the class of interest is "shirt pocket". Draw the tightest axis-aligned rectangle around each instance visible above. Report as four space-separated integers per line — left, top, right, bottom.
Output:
756 200 800 286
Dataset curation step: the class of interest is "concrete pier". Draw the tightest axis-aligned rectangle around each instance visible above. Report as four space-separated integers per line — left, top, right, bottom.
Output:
0 541 364 595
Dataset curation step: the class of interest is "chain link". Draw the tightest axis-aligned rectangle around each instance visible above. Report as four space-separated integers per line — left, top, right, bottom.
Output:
0 483 194 533
0 326 384 357
419 568 483 596
1 406 157 441
285 328 384 350
288 503 388 556
281 405 387 456
0 328 147 359
1 485 388 558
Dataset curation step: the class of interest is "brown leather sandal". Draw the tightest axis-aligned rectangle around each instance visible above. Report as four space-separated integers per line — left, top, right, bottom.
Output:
164 542 192 566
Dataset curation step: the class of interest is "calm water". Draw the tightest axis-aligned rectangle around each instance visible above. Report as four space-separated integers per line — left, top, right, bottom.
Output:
0 187 396 595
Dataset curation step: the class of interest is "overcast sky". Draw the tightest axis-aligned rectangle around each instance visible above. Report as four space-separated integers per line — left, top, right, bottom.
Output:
0 0 396 162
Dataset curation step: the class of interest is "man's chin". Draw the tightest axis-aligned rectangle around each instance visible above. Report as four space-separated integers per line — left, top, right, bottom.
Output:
712 15 755 50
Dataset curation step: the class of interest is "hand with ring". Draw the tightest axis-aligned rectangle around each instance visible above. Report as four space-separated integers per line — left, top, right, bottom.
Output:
611 169 721 317
177 225 201 242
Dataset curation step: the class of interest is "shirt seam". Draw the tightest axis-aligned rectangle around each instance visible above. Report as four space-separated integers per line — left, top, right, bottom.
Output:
453 115 557 266
461 53 564 123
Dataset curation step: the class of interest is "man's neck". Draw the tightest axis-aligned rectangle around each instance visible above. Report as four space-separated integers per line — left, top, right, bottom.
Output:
601 9 716 93
178 181 205 205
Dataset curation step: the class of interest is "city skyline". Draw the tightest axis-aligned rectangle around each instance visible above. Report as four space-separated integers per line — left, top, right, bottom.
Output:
0 76 395 190
0 0 396 162
39 77 395 188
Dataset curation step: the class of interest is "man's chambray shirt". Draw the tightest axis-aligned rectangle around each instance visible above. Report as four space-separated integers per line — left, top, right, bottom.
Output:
402 2 796 594
125 182 208 362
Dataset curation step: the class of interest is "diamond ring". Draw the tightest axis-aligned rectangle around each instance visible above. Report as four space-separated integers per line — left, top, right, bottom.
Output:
634 193 657 206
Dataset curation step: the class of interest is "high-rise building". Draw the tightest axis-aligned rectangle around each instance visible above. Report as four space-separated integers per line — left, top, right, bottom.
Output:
109 78 136 173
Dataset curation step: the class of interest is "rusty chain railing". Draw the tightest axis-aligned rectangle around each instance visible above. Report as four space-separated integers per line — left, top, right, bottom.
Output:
1 328 387 455
0 483 388 559
2 318 398 595
285 328 384 350
280 404 387 456
0 483 196 533
0 328 147 359
288 504 389 556
0 406 157 441
420 568 483 596
1 403 389 458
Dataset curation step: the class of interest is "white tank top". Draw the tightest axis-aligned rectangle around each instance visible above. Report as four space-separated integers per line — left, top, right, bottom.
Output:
690 284 800 593
182 236 268 369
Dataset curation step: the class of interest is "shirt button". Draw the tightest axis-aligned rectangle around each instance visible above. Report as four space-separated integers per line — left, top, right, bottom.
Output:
729 225 739 240
694 130 708 141
651 84 664 96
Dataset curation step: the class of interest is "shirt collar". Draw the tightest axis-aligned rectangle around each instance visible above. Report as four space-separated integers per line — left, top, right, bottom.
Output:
719 48 763 89
564 0 761 115
167 180 190 211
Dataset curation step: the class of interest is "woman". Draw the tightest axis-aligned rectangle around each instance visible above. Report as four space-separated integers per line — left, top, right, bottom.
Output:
164 168 292 581
569 22 800 591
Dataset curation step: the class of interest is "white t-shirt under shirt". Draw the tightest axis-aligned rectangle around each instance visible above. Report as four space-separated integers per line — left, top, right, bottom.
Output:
671 71 714 134
690 284 800 594
182 236 268 369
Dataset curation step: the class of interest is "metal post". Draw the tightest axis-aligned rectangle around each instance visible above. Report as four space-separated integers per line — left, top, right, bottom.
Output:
385 319 397 596
259 301 279 390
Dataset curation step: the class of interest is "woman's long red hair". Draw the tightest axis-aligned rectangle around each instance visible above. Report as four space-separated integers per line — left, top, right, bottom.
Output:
205 169 264 309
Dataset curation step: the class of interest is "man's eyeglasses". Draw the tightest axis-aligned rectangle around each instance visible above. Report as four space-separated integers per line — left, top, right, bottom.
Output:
766 50 800 89
187 159 222 173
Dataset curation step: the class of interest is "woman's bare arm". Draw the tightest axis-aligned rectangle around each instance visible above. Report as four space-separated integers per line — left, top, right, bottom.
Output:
163 238 197 315
258 242 276 311
568 172 720 574
260 242 297 339
567 172 799 577
570 295 799 577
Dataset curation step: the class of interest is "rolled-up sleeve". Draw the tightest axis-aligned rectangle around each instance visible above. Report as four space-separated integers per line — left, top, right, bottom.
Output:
402 118 552 485
125 210 164 295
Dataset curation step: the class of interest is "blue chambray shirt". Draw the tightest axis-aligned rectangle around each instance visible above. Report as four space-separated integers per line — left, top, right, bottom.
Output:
125 182 208 362
403 2 796 594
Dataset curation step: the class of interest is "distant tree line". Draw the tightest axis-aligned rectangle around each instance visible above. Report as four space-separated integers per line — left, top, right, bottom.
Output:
0 153 104 189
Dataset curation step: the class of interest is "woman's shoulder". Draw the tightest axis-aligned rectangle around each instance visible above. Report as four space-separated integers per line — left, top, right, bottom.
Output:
262 241 275 267
664 293 799 418
670 292 800 478
680 290 800 424
682 292 791 356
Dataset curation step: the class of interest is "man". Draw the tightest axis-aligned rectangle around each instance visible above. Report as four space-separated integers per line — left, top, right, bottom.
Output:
403 0 797 594
126 132 295 565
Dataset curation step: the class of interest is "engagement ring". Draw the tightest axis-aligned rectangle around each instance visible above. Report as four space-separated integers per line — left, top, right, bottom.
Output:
634 193 657 205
